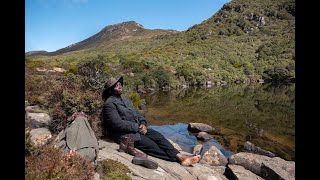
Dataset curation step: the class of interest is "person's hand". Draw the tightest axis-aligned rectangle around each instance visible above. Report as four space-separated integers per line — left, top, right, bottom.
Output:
139 124 147 135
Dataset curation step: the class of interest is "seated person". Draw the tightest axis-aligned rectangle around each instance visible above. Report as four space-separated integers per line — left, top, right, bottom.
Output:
101 76 200 166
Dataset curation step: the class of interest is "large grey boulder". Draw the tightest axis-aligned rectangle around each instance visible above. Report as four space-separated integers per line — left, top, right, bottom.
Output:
197 131 214 141
200 145 228 166
225 164 264 180
184 164 228 180
27 112 51 128
228 152 295 179
242 141 275 157
261 157 295 180
188 123 214 133
30 128 52 146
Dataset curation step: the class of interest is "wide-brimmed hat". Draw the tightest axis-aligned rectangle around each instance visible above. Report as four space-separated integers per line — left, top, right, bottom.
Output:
104 76 123 91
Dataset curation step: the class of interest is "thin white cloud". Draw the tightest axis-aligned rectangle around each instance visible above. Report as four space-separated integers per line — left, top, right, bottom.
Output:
63 0 89 8
66 0 88 4
35 0 88 7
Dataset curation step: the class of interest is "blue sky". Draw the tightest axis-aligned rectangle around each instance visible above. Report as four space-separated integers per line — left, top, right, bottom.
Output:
25 0 231 52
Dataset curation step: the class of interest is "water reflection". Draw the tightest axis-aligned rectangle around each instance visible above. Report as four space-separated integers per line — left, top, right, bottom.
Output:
142 83 295 161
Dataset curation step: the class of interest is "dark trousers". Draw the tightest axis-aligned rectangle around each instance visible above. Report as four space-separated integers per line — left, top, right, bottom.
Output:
134 128 180 162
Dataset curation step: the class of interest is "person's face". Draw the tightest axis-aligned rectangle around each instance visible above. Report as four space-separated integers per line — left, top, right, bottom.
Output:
113 82 123 95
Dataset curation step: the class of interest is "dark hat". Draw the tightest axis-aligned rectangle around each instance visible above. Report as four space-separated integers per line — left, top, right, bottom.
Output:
104 76 123 90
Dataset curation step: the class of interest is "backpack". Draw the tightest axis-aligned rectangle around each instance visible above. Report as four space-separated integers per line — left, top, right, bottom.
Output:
54 112 99 162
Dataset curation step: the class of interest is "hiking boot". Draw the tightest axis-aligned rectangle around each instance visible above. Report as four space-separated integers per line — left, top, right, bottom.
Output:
118 136 130 152
132 155 158 169
119 136 147 158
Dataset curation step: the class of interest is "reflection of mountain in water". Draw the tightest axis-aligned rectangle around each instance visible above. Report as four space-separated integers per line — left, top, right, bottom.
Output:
143 83 295 161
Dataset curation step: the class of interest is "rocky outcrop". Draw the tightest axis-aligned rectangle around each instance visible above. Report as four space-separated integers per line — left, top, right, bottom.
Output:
200 145 228 166
26 106 51 128
197 131 214 141
29 128 52 146
225 164 264 180
188 123 215 133
228 152 295 179
242 141 275 157
260 157 295 180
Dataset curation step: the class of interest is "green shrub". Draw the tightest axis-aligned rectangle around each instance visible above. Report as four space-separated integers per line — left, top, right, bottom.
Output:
128 92 142 109
105 171 131 180
60 89 102 116
64 65 78 75
25 71 53 107
123 77 144 91
142 75 156 88
120 58 145 73
176 65 194 82
152 67 171 88
33 76 42 82
25 59 45 68
78 57 109 90
96 159 130 180
233 63 242 68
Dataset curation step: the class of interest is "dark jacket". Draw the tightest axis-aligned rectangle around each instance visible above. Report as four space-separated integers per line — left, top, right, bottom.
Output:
102 95 147 143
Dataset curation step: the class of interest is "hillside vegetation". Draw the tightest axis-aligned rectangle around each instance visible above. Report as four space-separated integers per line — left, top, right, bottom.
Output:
26 0 294 89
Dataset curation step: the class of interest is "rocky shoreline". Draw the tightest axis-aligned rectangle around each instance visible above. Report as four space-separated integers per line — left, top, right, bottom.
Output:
25 104 295 180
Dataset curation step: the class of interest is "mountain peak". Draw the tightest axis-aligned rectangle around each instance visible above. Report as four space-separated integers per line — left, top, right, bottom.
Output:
103 21 144 30
98 21 144 39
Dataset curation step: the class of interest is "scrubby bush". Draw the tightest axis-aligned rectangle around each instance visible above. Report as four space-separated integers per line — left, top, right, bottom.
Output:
25 129 95 180
152 67 171 88
96 159 130 180
64 65 78 75
25 71 53 107
120 56 145 73
45 73 103 137
142 75 156 88
78 56 109 90
25 145 95 180
25 59 45 68
176 65 194 82
48 104 68 134
128 92 142 109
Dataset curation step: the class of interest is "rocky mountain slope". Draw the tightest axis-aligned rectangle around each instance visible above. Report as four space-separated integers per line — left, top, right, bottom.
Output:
26 0 295 84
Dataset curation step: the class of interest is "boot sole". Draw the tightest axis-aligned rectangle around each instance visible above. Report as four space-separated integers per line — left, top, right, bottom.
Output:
132 157 158 169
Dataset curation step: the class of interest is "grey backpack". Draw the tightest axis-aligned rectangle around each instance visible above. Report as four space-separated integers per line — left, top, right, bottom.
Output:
54 113 99 162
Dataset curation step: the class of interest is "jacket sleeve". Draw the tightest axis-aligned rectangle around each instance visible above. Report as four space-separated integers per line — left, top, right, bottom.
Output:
103 102 139 132
136 109 147 125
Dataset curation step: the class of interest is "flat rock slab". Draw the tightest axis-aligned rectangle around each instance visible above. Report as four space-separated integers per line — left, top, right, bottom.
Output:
97 138 227 180
188 123 214 133
226 164 264 180
228 152 295 179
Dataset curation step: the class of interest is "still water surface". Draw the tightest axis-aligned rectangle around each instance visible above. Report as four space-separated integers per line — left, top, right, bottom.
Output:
142 83 295 161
